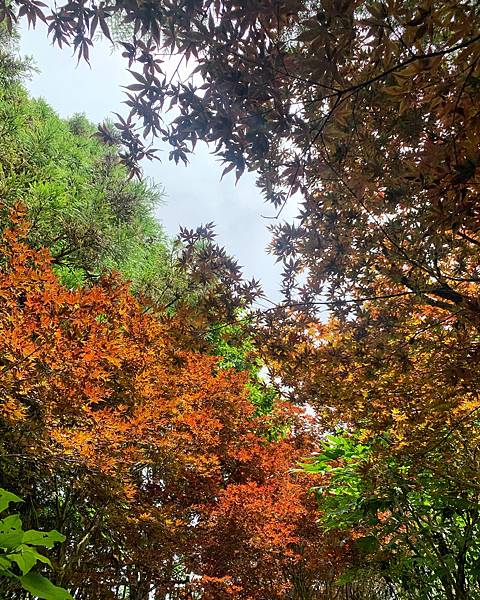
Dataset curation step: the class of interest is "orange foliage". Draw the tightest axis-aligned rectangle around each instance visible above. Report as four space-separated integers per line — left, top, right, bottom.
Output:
0 208 336 598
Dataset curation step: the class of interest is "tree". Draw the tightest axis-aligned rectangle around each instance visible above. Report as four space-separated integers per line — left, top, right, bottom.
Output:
2 2 478 316
0 208 344 599
0 50 170 299
7 0 479 433
0 23 35 85
303 432 480 600
3 2 480 596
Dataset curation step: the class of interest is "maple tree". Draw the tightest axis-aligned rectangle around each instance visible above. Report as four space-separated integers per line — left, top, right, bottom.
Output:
0 208 363 599
6 0 478 342
1 0 477 287
254 285 480 598
3 0 477 315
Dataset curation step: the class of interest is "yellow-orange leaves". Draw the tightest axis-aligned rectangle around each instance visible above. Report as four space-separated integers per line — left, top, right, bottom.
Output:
0 210 256 483
0 209 330 598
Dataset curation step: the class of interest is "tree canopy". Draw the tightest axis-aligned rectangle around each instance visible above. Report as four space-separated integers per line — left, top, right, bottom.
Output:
1 1 480 599
0 207 339 599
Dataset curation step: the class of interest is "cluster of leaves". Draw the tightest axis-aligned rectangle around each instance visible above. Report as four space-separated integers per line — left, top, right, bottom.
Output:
205 323 277 415
1 1 478 238
0 55 173 301
3 1 480 597
4 0 478 330
0 488 71 600
256 286 480 597
304 432 480 600
0 25 36 85
174 222 264 321
301 434 371 531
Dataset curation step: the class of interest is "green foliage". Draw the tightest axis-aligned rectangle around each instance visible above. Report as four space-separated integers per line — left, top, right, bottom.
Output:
0 488 71 600
301 433 371 531
0 49 175 303
302 433 480 599
207 323 277 415
20 572 71 600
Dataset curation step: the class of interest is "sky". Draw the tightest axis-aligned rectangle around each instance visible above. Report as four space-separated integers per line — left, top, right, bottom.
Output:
19 26 299 302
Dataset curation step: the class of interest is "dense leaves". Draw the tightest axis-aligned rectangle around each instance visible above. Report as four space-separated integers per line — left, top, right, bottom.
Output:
3 1 480 597
303 432 480 599
0 209 352 599
0 57 171 297
3 0 479 316
257 287 480 596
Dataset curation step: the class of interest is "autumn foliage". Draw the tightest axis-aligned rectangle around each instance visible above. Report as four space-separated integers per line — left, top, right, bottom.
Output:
2 0 480 597
0 208 343 599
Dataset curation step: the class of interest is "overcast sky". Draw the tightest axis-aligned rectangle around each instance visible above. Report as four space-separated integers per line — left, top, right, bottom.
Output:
19 27 298 301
